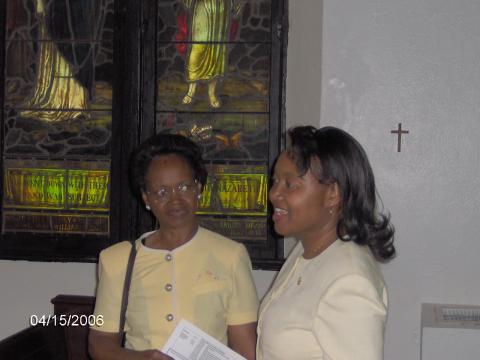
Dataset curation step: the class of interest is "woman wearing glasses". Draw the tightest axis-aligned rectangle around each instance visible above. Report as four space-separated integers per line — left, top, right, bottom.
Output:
89 133 258 360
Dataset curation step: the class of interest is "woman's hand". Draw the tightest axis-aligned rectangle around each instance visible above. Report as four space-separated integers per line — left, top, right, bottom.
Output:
89 329 173 360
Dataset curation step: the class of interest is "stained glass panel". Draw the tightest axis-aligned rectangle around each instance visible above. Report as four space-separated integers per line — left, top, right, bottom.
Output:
156 43 270 112
156 0 271 113
4 110 112 157
155 0 275 244
0 0 285 265
156 112 268 161
2 0 114 237
2 159 110 234
3 213 109 235
157 1 271 43
198 164 267 216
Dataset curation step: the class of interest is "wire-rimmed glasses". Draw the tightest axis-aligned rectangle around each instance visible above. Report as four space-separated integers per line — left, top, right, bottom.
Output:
147 180 199 203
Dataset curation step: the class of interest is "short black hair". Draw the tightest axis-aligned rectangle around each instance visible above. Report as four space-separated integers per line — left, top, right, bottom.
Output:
131 133 208 196
287 126 395 262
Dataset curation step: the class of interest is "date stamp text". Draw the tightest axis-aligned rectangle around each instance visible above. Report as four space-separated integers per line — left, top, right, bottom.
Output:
29 314 104 327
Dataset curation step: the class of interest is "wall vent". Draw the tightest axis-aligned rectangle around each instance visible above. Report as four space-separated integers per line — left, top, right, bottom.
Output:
421 303 480 360
439 306 480 322
426 303 480 328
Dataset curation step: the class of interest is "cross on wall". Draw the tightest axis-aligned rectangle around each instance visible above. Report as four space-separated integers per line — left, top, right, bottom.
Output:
391 123 409 152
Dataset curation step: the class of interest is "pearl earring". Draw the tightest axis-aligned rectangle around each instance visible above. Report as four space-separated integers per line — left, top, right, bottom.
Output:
197 194 202 200
146 204 151 211
328 208 333 215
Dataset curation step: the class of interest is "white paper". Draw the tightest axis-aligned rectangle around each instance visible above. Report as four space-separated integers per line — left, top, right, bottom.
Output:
161 319 246 360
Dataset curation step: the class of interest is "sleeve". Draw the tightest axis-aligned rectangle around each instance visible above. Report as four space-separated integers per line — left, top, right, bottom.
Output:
226 244 259 326
313 275 387 360
90 247 128 333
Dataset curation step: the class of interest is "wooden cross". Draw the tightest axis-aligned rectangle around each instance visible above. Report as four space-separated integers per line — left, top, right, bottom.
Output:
391 123 409 152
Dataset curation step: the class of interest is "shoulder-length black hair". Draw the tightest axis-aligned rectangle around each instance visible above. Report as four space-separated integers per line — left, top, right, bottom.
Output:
131 133 208 195
287 126 395 262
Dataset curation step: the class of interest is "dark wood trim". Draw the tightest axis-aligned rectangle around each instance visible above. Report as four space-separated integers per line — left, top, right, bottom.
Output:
113 0 143 242
243 0 288 268
137 0 158 236
0 233 106 262
252 258 285 271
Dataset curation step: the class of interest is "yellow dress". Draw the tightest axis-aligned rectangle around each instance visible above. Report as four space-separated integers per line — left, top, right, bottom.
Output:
91 227 259 350
183 0 233 82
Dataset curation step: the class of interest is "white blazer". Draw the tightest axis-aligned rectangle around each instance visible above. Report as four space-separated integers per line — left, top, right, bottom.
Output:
257 239 388 360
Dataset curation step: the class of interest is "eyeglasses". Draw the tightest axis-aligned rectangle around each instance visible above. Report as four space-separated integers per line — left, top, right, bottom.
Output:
147 180 198 203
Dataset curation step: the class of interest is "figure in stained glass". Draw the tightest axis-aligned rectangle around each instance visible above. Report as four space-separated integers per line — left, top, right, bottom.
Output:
20 0 104 122
180 0 242 109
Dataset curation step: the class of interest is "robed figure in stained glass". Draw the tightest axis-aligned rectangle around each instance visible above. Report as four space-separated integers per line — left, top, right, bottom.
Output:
21 0 105 122
180 0 242 109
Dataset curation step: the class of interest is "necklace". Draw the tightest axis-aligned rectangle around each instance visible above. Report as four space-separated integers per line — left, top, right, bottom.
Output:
294 257 310 286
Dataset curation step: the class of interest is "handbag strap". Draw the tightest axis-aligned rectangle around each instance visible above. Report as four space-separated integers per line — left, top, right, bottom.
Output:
119 240 137 342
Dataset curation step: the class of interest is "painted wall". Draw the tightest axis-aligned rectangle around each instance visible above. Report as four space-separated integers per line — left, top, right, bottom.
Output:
288 0 480 359
2 1 480 359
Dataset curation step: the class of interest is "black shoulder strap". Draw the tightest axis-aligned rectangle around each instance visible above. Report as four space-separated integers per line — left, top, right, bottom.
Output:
118 241 137 343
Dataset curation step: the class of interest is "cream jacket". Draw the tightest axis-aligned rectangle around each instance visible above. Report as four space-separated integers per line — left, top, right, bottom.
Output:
257 239 388 360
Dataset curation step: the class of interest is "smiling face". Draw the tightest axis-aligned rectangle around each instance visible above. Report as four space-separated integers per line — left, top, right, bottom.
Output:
269 152 339 243
141 154 201 230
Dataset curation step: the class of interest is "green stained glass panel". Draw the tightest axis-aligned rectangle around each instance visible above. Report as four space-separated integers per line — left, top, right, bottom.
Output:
197 164 267 216
156 112 269 161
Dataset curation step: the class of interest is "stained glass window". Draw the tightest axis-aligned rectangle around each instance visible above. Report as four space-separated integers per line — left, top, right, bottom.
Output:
1 0 286 267
1 0 114 259
151 0 285 265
